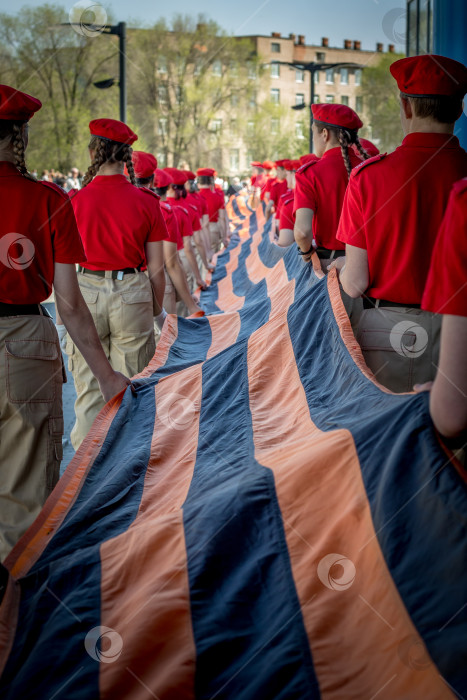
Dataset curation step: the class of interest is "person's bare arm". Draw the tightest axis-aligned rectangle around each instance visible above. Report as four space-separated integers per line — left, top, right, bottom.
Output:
145 240 165 314
183 236 204 288
193 229 211 271
277 228 295 247
294 208 314 261
330 244 369 298
416 315 467 439
54 263 131 401
163 240 201 315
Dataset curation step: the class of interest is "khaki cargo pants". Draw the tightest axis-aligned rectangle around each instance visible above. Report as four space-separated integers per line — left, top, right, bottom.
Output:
0 314 64 561
209 222 222 254
67 271 156 450
357 306 441 393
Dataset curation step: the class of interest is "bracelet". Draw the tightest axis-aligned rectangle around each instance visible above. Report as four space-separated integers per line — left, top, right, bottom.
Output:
297 243 314 256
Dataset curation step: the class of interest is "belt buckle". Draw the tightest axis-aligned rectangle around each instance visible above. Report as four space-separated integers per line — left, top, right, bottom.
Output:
117 270 124 281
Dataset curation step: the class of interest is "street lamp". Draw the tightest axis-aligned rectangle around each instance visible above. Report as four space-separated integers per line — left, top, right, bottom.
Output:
58 21 127 122
275 61 363 152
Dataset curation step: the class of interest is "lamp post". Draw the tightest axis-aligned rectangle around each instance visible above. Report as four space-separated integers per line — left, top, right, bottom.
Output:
275 61 363 152
59 21 127 122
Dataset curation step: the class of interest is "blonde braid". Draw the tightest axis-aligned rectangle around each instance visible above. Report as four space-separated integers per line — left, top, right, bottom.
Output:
82 138 107 187
12 123 36 181
337 128 353 178
353 135 370 161
122 145 136 185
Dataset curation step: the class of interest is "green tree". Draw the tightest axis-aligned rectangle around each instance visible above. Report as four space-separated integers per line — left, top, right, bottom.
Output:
360 52 405 153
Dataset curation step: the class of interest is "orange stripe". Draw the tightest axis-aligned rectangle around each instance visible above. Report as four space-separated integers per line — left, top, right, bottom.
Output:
247 274 453 699
215 243 245 313
100 364 202 700
134 315 178 380
207 312 241 359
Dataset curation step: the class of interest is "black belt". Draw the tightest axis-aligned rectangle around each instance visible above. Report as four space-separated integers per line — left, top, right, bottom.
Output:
78 265 141 280
0 302 52 318
363 297 421 310
316 247 346 260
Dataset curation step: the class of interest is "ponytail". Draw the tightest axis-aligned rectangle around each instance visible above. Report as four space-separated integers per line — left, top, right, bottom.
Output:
0 120 36 181
337 128 354 178
82 135 136 187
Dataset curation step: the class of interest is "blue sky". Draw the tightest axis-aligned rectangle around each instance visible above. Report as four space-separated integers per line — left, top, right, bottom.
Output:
2 0 408 53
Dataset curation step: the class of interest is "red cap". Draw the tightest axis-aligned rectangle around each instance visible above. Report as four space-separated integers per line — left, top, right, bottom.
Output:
262 160 275 170
250 161 263 168
131 151 158 178
290 159 302 170
299 154 319 165
0 84 42 121
163 167 185 185
89 118 138 145
390 54 467 97
275 159 288 168
185 171 196 180
353 138 380 157
197 168 215 177
154 168 172 188
311 103 363 130
283 159 294 171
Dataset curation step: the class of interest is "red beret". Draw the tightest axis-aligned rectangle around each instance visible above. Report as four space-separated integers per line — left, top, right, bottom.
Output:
390 55 467 97
311 103 363 130
250 161 263 168
197 168 215 177
185 171 196 180
275 159 288 168
262 160 275 170
0 84 42 121
299 153 319 165
290 159 302 170
163 167 188 185
131 151 158 178
89 118 138 145
354 138 380 157
154 168 172 188
283 159 294 171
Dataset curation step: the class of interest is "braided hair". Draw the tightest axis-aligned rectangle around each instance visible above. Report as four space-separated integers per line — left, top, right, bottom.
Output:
0 120 36 181
314 121 370 178
82 135 136 187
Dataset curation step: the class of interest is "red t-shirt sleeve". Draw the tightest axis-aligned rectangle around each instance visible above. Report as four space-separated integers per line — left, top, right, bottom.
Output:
336 177 366 249
147 196 169 243
422 182 467 316
279 199 295 230
293 171 317 212
47 188 86 263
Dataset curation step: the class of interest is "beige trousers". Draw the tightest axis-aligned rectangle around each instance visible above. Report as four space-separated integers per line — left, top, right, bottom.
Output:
0 314 64 560
356 306 441 393
176 249 194 318
209 222 222 253
67 271 156 450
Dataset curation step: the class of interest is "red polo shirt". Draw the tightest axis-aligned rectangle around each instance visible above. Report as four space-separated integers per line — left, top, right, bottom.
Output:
261 175 275 201
185 201 202 232
198 188 224 223
279 192 295 231
422 178 467 316
294 147 360 250
186 191 208 219
269 179 288 208
337 133 467 303
276 188 292 222
72 174 167 270
170 203 193 242
160 200 183 250
0 162 85 304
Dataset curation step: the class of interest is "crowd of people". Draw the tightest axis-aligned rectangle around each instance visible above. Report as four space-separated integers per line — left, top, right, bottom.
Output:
0 51 466 563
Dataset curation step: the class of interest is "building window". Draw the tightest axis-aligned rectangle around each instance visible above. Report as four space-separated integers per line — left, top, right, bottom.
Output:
248 63 257 79
354 69 362 86
316 51 325 62
211 118 222 132
356 96 363 112
158 118 167 135
271 62 280 78
325 68 334 84
407 0 433 56
271 42 280 53
271 117 280 134
230 118 237 133
249 92 257 108
340 68 349 85
270 88 280 104
231 93 239 107
230 149 240 170
341 95 349 106
212 60 222 76
247 120 255 136
296 68 304 83
325 94 334 103
314 71 320 84
295 93 305 106
157 56 167 74
313 94 321 103
158 85 168 104
295 122 305 140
